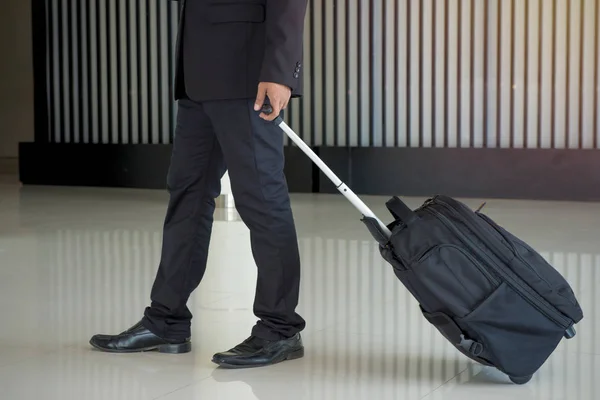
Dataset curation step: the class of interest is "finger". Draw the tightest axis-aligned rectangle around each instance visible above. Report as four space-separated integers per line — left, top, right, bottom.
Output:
254 85 267 111
275 93 286 112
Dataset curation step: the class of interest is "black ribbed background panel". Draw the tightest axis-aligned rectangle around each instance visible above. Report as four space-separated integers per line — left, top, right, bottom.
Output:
38 0 600 149
44 0 179 144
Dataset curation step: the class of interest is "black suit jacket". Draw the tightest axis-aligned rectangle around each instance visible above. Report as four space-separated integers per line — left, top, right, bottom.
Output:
172 0 308 102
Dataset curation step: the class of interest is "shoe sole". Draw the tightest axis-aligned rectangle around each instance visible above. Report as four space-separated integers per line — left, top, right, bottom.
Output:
89 340 192 354
212 347 305 369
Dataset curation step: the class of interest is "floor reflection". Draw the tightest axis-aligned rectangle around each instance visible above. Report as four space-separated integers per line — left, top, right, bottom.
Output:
0 184 598 399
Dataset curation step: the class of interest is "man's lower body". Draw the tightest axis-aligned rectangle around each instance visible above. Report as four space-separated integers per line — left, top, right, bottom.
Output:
90 98 306 368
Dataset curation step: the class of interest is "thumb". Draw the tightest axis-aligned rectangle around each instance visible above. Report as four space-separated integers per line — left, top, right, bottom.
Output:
254 84 267 111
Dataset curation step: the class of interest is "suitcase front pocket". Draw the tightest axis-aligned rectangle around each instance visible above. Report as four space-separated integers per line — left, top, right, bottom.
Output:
477 213 583 323
457 282 566 377
413 244 499 318
420 307 493 367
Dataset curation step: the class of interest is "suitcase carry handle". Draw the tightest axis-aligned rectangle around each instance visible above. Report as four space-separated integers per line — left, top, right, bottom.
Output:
386 196 419 226
261 105 392 239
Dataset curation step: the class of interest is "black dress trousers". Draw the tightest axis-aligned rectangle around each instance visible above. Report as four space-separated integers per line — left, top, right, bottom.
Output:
141 97 306 341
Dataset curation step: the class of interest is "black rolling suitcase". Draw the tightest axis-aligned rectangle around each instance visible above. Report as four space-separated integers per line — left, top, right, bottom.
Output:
266 108 584 385
371 195 583 384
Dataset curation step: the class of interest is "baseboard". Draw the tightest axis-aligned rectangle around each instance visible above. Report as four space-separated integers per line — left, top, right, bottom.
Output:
19 143 600 201
317 147 600 201
18 143 314 193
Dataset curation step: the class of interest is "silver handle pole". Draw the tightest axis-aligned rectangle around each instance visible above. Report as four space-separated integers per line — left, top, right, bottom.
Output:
276 119 392 238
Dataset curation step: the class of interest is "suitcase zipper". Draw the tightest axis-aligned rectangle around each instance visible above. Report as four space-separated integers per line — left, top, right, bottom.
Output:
415 243 501 287
425 202 572 329
476 212 554 289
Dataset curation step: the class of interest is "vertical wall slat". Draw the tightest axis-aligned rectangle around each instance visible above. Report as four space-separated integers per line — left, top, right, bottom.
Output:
316 0 325 146
51 0 60 143
358 0 369 147
591 2 600 148
324 0 335 146
540 0 553 149
459 0 472 148
81 0 90 143
149 1 159 145
336 0 347 147
71 0 81 143
555 0 568 150
408 0 420 147
119 0 128 144
434 0 446 148
109 0 119 144
513 0 526 149
170 2 179 142
403 0 411 146
43 0 600 151
499 0 511 149
67 0 75 143
371 0 382 147
467 0 476 148
60 0 69 143
45 0 52 142
580 0 592 149
473 0 485 148
576 0 585 150
98 0 108 144
525 0 537 149
347 1 358 146
571 0 584 149
138 0 149 144
534 0 543 149
485 0 496 148
457 0 463 148
595 0 600 149
158 1 168 145
447 0 458 148
344 0 353 147
308 0 316 144
381 0 388 147
89 0 98 144
483 0 490 148
129 0 139 144
332 0 339 146
421 0 433 148
429 0 437 148
396 0 407 147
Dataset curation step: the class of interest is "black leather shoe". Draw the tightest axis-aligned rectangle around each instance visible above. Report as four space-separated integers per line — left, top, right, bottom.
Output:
89 320 191 354
212 333 304 368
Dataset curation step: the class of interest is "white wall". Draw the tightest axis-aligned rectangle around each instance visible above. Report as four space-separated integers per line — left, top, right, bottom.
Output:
0 0 35 158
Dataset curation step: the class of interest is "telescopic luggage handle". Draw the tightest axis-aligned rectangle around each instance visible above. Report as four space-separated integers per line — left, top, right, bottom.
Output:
260 105 392 239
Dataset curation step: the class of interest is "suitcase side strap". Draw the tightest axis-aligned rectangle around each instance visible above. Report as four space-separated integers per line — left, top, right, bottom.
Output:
421 308 484 357
386 196 419 226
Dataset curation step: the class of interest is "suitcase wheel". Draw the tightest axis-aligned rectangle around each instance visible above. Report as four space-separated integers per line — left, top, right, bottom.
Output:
509 375 533 385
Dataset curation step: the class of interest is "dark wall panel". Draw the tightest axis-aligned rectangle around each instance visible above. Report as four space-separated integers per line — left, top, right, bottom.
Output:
317 147 600 201
26 0 600 201
19 143 313 192
44 0 179 145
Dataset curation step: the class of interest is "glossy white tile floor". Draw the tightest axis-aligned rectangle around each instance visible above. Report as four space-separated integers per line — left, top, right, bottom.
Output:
0 179 599 400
